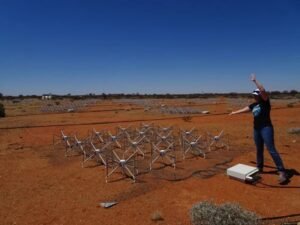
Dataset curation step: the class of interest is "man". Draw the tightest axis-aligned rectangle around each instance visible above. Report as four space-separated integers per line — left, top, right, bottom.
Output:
229 74 288 184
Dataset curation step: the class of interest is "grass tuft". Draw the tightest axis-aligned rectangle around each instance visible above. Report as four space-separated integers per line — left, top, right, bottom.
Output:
190 201 260 225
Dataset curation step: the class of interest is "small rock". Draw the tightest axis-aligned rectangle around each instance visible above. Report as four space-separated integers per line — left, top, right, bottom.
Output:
292 140 296 143
99 201 118 208
151 211 164 221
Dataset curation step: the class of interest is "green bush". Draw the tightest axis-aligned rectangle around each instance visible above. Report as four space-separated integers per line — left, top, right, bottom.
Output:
190 201 260 225
0 103 5 117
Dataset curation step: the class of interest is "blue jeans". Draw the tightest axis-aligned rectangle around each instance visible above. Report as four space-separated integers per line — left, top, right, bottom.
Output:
254 126 285 172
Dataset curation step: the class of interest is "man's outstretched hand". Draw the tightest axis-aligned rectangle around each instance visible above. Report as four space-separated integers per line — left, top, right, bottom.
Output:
251 73 256 82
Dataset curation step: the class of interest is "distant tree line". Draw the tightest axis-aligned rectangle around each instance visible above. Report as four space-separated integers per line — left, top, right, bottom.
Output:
0 90 299 100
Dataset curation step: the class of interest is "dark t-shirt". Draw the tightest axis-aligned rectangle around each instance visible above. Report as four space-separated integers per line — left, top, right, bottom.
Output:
249 99 272 129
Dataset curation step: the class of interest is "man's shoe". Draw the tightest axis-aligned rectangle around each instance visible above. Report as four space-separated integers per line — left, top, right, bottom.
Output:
278 171 288 184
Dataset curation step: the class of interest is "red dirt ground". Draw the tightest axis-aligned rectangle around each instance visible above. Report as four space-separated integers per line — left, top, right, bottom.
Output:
0 98 299 225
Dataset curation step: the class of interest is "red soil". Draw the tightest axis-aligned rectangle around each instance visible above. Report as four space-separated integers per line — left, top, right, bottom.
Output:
0 99 299 225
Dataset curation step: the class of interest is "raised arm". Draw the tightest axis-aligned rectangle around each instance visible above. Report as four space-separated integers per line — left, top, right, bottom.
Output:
251 73 268 101
229 106 251 116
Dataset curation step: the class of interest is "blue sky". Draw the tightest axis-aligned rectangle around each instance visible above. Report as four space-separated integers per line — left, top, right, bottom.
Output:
0 0 300 95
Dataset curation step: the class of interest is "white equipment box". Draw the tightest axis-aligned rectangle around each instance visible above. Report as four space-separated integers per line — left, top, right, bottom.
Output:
227 164 260 183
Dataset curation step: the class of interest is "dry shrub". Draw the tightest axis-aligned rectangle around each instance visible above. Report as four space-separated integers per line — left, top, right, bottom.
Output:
0 103 5 117
288 128 300 135
182 116 192 122
190 201 260 225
